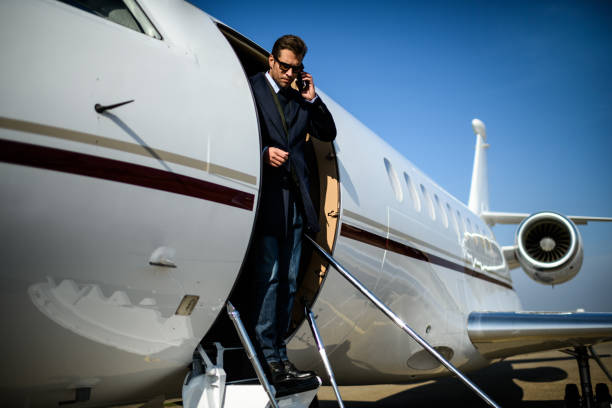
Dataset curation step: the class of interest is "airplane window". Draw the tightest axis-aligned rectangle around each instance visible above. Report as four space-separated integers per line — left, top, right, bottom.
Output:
448 203 460 238
403 172 420 211
420 184 435 220
435 194 448 227
456 210 465 237
384 158 403 202
57 0 162 39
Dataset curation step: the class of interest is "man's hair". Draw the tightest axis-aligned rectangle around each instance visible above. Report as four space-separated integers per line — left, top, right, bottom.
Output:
272 35 308 61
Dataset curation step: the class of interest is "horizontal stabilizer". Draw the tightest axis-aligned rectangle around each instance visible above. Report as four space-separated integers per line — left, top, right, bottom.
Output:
481 211 612 226
468 311 612 359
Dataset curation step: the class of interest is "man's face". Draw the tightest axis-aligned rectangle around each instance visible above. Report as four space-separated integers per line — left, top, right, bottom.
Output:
268 49 303 88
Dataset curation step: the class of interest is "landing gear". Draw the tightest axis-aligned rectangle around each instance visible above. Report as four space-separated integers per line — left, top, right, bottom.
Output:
564 383 580 408
564 382 612 408
595 383 611 408
562 346 612 408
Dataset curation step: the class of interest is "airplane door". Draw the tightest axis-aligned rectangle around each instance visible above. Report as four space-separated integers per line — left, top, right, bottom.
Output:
0 0 259 389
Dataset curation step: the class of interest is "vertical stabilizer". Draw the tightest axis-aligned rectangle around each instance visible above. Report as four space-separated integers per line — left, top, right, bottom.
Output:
468 119 490 215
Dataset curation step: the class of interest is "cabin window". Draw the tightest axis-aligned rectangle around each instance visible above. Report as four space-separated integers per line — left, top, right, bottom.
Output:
420 184 435 220
435 194 448 227
403 172 420 211
448 203 460 238
57 0 162 39
384 158 403 202
465 217 473 233
456 210 465 237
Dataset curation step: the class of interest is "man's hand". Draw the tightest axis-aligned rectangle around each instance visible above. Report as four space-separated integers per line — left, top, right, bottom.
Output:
264 147 289 167
300 72 316 101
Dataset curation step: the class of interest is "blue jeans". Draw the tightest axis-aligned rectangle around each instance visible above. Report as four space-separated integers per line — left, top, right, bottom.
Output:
253 202 303 363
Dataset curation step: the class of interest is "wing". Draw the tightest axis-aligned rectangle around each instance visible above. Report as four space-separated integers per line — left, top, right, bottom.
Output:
467 311 612 359
481 211 612 226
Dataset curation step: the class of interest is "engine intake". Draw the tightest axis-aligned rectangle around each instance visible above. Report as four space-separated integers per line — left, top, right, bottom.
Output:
515 212 583 285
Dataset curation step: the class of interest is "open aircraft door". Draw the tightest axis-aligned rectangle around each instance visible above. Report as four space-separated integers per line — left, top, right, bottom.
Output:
208 23 342 337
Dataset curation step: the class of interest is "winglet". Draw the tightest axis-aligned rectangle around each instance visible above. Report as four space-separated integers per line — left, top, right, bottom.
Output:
468 119 490 215
481 211 612 226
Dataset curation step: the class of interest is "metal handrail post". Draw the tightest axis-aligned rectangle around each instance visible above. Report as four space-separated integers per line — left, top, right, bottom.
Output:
305 235 500 408
226 302 279 408
305 305 345 408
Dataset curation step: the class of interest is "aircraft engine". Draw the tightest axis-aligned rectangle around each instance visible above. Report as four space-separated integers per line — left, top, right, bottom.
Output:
515 212 583 285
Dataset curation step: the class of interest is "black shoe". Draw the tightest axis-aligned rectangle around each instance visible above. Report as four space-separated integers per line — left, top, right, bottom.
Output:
267 361 291 384
282 360 316 379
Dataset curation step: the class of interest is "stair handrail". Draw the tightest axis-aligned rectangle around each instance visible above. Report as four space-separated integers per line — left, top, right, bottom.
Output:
304 235 500 408
226 302 279 408
305 304 345 408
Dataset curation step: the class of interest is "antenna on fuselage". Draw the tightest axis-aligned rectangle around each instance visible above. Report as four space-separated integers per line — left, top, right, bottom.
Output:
468 118 490 216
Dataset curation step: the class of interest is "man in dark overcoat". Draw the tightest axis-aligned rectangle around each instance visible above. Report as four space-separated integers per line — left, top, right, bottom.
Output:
248 34 336 384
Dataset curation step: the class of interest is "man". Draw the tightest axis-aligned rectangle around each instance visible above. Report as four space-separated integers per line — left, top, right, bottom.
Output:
249 34 336 384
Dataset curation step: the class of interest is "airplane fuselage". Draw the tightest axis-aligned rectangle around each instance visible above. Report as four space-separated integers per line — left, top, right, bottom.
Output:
0 0 521 405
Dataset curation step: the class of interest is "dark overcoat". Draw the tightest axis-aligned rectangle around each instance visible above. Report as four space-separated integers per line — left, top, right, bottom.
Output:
249 72 336 236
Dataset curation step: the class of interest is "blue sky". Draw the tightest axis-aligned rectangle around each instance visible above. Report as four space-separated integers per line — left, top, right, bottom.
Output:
195 1 612 311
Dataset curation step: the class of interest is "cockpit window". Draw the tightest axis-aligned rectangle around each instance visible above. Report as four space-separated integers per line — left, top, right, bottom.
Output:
57 0 162 40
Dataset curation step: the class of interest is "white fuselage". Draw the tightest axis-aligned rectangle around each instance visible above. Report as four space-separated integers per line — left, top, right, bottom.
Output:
0 0 520 405
286 96 520 384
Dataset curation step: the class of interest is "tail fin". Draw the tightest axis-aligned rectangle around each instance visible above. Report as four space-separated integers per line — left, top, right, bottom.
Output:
468 118 490 215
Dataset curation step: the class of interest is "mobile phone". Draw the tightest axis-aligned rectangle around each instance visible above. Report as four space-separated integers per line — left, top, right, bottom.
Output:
297 74 310 93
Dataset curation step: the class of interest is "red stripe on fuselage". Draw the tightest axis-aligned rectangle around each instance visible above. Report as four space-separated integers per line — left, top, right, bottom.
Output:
340 223 513 290
0 139 254 211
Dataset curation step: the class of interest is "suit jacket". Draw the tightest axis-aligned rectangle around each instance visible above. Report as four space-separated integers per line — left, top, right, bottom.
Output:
249 72 336 236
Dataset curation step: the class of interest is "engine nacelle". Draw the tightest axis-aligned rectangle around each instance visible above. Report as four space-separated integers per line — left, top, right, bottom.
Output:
515 212 583 285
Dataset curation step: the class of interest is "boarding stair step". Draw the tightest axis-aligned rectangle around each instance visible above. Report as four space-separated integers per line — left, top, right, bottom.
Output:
224 381 320 408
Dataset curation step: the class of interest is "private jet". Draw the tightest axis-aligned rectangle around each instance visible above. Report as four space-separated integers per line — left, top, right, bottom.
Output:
1 1 611 407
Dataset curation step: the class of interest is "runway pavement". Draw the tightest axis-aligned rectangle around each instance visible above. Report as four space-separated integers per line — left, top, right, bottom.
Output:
316 342 612 407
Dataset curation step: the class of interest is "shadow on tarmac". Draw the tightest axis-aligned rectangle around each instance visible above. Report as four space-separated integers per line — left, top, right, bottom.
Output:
318 357 571 408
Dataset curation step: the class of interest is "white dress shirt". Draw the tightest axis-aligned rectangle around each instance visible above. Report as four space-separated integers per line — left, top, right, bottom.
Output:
265 71 318 103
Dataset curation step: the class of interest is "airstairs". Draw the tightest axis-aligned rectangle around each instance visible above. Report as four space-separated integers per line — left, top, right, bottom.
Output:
182 303 325 408
182 235 501 408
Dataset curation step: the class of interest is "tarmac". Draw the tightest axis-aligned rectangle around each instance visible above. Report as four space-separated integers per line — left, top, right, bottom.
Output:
116 343 612 407
316 342 612 407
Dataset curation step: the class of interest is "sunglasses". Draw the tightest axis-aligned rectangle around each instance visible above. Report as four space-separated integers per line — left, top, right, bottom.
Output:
274 56 303 73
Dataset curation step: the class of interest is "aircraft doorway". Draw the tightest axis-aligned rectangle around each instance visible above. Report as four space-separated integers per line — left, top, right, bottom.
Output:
202 24 341 351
